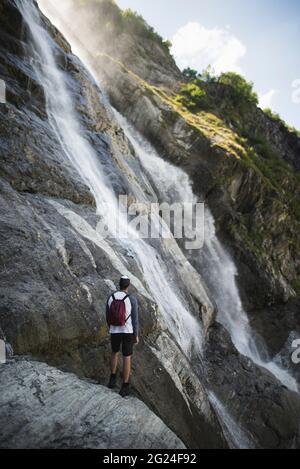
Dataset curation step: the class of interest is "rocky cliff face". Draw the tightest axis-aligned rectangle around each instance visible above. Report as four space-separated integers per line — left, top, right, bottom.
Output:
1 0 300 449
48 0 300 357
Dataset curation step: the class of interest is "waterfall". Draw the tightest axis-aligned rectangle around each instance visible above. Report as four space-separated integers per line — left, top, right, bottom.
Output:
17 0 208 356
208 392 255 449
113 111 298 393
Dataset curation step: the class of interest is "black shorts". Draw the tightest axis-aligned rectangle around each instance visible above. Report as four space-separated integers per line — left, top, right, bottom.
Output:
111 333 134 357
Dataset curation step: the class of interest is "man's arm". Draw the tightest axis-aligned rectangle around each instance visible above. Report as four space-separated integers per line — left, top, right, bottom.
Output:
106 297 111 326
130 295 139 338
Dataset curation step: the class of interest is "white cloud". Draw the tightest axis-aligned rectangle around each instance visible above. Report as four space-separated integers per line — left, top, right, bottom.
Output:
171 22 246 75
258 89 278 109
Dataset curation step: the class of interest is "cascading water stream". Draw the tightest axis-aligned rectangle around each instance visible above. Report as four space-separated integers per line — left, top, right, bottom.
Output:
114 112 298 393
17 0 204 356
207 392 255 449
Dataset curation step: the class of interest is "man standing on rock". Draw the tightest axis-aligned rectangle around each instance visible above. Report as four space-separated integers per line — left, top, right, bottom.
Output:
106 276 139 398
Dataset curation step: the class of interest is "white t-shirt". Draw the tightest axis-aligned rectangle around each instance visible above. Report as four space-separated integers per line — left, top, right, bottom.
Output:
108 291 133 334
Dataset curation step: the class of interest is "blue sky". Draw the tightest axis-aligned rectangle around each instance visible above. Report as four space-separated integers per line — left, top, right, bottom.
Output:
117 0 300 130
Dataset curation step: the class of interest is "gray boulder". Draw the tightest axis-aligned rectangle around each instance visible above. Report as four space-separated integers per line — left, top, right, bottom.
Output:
0 357 185 449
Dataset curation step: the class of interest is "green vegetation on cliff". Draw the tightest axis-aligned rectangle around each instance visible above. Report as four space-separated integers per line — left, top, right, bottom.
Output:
218 71 258 106
170 67 300 222
180 67 299 139
174 82 209 111
178 69 258 120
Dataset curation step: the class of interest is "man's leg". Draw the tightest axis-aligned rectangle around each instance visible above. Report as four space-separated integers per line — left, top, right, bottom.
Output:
111 351 119 374
119 335 134 397
108 334 121 389
122 355 132 384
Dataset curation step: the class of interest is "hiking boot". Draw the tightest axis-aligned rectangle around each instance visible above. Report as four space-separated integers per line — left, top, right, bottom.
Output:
107 373 117 389
119 383 130 398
